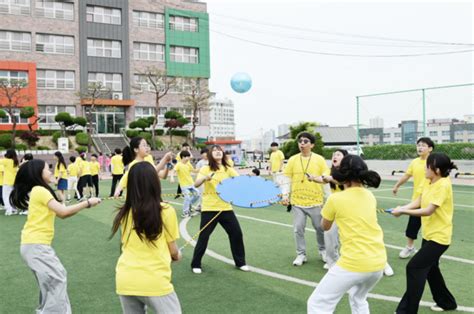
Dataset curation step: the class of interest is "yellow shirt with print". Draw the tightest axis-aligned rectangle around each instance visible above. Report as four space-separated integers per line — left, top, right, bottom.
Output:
119 159 154 189
270 150 285 173
67 163 78 177
406 157 429 200
90 161 100 176
54 163 67 179
116 203 179 296
0 158 18 186
421 177 454 245
174 162 194 187
322 187 387 272
198 165 239 212
21 186 56 245
111 155 124 175
284 153 330 207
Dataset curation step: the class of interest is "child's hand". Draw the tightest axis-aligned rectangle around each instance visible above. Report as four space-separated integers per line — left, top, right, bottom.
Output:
88 197 101 207
391 206 403 217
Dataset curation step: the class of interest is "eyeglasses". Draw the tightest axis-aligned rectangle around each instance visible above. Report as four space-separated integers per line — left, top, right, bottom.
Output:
298 139 310 144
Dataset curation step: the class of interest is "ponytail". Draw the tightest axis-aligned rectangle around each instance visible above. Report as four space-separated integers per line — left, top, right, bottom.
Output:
427 153 458 178
332 155 381 188
122 136 144 167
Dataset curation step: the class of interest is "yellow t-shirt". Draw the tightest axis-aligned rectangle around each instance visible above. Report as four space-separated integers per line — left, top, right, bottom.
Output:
78 160 91 176
0 164 4 186
174 162 194 187
270 150 285 173
421 177 454 245
119 159 155 189
54 163 67 179
90 161 100 176
111 155 124 175
197 165 239 212
21 186 56 245
116 203 179 296
284 153 330 207
330 184 343 194
406 157 429 200
227 157 234 167
322 187 387 272
0 158 18 186
67 163 78 177
144 154 154 164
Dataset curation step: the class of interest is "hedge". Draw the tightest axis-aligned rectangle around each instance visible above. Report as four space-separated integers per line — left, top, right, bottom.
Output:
75 132 89 146
125 129 165 139
0 134 12 149
15 143 28 150
362 143 474 160
169 129 189 137
75 146 88 154
52 131 62 144
36 146 50 150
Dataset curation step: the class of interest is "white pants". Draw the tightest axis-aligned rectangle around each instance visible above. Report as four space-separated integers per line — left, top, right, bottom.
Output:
2 184 16 214
67 177 79 199
307 265 383 314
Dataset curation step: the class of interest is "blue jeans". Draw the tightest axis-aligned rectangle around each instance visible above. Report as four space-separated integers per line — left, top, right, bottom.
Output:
182 186 200 215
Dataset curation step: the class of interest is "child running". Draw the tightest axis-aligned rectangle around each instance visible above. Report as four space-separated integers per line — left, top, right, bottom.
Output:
111 162 182 314
191 145 248 274
174 150 200 218
392 137 434 258
307 155 387 313
0 149 19 215
391 152 458 313
11 159 101 313
54 151 68 204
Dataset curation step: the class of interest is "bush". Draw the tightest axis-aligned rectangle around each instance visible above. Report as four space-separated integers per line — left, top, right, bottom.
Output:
138 131 152 143
52 131 62 144
156 129 164 136
169 129 189 137
0 146 5 151
362 143 474 160
322 147 338 159
154 138 164 149
126 130 140 138
75 132 89 145
36 145 50 150
73 117 87 127
0 134 12 149
20 131 40 147
75 146 88 154
15 143 27 151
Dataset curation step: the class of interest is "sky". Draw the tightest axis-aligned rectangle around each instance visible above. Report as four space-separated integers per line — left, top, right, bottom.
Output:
204 0 473 139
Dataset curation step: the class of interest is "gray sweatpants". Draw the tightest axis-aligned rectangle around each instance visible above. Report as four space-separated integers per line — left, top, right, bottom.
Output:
20 244 71 314
324 223 340 267
293 205 325 256
119 292 182 314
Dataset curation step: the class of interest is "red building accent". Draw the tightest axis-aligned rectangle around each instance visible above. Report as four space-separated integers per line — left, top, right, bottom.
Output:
0 61 37 131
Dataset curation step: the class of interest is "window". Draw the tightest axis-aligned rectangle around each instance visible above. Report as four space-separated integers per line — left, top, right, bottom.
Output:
88 72 122 91
394 132 401 137
134 74 160 92
86 5 120 25
87 39 121 58
0 109 28 124
383 133 390 138
36 34 74 54
0 0 30 15
0 30 31 51
132 11 163 29
37 70 74 89
38 105 75 124
170 78 196 93
169 15 198 32
170 46 198 64
0 70 28 86
133 42 164 61
442 130 450 137
429 131 438 136
417 132 424 137
135 107 155 119
36 0 73 20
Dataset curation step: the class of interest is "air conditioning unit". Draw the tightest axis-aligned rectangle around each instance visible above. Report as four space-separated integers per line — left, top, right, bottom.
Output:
112 92 123 100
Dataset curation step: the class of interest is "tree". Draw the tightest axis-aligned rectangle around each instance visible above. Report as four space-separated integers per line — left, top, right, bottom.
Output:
164 111 189 147
182 78 211 146
78 82 110 153
55 112 75 137
20 106 39 132
281 122 324 158
133 67 176 150
129 118 152 132
0 78 31 148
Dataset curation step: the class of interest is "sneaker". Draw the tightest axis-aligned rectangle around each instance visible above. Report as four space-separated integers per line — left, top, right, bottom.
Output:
192 268 202 274
399 246 416 259
239 265 250 272
323 263 330 270
19 210 28 216
181 213 191 218
292 254 307 266
319 250 327 262
430 305 445 312
384 263 394 277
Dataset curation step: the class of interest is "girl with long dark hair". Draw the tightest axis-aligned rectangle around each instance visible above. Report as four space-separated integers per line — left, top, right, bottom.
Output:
111 162 182 313
307 155 387 313
114 137 173 197
191 145 248 274
392 153 458 313
1 149 19 215
54 151 68 204
11 159 101 313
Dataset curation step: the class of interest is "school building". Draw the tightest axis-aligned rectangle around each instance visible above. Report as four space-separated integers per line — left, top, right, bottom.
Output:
0 0 211 142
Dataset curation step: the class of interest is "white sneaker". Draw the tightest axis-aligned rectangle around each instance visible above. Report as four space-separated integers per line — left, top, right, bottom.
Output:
430 305 445 312
239 265 250 272
19 210 28 216
384 263 394 276
292 254 307 266
181 213 191 218
323 263 330 270
319 250 327 262
399 246 416 259
192 268 202 274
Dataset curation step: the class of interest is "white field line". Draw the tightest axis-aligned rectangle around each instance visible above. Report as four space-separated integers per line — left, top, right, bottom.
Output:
372 187 410 193
374 196 473 209
179 217 474 312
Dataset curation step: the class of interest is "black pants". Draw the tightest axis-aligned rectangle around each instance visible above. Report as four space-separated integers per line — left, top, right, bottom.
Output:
191 211 246 268
110 174 123 197
91 175 99 197
405 216 421 240
77 175 93 198
0 186 3 206
396 239 457 314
